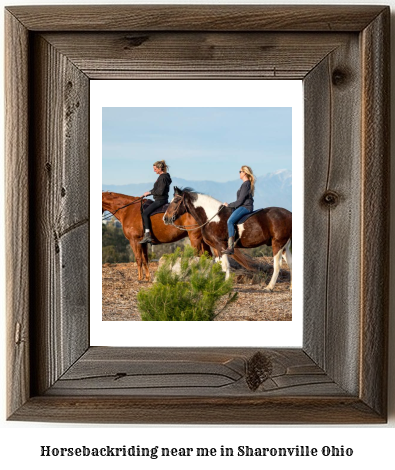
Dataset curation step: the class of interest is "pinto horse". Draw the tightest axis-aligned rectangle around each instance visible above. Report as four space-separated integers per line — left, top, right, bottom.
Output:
163 187 292 292
102 191 213 281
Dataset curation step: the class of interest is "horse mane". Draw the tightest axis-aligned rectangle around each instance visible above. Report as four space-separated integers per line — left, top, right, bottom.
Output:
181 186 195 192
177 187 200 202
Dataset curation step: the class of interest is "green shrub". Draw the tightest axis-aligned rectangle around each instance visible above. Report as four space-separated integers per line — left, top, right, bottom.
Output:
137 246 237 321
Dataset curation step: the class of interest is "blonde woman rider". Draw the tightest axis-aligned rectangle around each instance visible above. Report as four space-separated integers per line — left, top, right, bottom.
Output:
222 165 255 255
140 160 172 244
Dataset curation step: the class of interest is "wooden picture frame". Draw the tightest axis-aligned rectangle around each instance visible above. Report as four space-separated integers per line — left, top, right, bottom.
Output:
5 5 390 424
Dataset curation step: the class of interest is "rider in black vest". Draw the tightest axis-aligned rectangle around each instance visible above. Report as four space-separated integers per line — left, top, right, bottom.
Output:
140 160 172 244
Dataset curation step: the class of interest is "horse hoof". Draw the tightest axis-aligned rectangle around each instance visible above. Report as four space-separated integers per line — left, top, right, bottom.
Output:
263 287 273 293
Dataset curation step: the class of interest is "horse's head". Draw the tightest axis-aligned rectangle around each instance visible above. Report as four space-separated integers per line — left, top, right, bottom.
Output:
102 191 127 215
163 186 188 225
102 191 114 214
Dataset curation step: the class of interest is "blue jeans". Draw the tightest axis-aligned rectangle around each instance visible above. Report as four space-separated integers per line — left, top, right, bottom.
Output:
227 207 251 238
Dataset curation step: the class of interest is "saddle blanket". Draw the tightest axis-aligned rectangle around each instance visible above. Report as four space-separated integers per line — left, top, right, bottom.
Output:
237 208 264 225
142 200 169 217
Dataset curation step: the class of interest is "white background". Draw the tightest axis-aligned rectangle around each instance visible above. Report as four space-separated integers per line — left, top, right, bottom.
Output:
1 0 394 469
91 79 304 347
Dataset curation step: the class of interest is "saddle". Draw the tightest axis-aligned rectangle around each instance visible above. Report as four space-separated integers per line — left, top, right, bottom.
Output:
142 199 169 217
236 208 264 225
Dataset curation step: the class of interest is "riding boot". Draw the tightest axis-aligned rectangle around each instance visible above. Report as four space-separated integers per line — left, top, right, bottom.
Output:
139 231 153 244
222 236 234 255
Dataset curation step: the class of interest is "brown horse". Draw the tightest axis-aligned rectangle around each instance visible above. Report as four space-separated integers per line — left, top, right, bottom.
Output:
163 187 292 292
102 191 213 281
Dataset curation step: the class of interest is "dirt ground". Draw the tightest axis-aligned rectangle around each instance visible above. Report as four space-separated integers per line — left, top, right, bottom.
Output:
102 258 291 321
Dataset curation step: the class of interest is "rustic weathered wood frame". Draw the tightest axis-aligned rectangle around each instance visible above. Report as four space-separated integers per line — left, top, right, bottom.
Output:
5 5 390 424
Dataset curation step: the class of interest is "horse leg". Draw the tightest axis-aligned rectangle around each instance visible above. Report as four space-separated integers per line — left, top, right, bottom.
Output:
130 239 151 282
264 240 286 292
190 231 212 256
221 253 231 280
282 239 292 290
188 231 201 253
130 239 144 281
212 247 220 258
202 241 214 256
279 253 283 268
212 244 230 279
216 241 230 279
141 243 151 282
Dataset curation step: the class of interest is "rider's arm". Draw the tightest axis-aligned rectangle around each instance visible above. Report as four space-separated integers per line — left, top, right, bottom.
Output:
228 181 250 208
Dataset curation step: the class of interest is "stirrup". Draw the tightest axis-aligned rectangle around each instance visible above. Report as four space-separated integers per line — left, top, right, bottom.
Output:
139 232 153 244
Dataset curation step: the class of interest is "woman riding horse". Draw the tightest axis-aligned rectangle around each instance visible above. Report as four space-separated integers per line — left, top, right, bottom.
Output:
163 186 292 291
140 160 172 244
222 165 255 255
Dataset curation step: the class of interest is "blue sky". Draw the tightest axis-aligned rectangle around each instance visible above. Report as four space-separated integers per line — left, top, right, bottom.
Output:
102 107 292 185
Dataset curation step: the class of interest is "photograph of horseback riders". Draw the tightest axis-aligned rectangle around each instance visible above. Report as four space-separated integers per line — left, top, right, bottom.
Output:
102 104 294 322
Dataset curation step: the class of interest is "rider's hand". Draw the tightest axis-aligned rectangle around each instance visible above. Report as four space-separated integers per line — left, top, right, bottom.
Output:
223 202 229 207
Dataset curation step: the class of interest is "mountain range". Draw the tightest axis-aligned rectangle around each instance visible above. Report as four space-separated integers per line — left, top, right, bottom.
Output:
103 169 292 211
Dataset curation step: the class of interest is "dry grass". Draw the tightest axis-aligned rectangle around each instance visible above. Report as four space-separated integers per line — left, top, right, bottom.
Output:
102 258 291 322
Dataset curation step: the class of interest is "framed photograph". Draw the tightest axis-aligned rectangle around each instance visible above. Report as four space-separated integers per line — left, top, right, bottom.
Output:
5 5 389 423
94 80 303 344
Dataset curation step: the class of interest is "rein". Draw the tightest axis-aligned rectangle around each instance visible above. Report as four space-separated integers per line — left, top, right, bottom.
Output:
102 196 144 221
171 197 225 232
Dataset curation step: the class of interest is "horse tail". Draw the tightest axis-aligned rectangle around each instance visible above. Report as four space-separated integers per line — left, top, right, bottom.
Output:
232 248 269 272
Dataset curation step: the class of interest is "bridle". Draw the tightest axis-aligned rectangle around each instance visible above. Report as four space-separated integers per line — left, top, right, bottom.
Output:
169 194 225 232
102 195 144 220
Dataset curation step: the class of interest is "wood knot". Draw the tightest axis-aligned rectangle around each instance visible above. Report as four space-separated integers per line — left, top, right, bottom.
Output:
123 35 150 49
321 190 340 208
246 351 273 391
114 372 127 381
15 322 22 344
332 68 349 87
